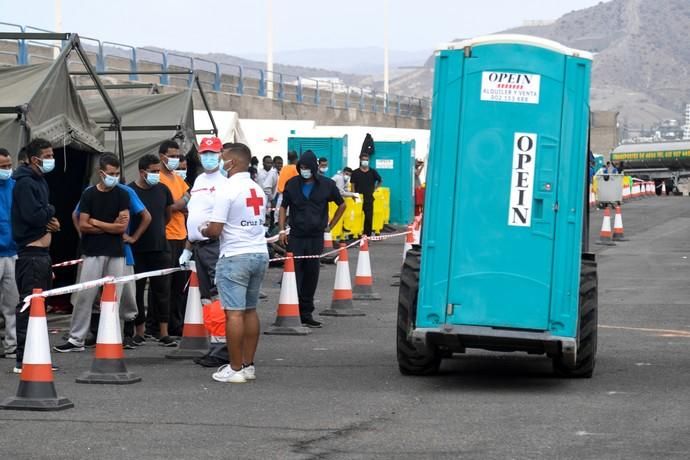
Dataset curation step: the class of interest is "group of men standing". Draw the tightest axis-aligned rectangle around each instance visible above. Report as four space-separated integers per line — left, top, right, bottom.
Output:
0 135 382 383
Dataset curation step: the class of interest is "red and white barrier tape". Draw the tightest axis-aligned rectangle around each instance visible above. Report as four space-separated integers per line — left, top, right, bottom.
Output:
23 230 412 310
268 230 411 263
51 258 83 269
21 267 189 312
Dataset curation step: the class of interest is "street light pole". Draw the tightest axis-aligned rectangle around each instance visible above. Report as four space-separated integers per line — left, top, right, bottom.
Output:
54 0 62 59
383 0 390 110
266 0 274 99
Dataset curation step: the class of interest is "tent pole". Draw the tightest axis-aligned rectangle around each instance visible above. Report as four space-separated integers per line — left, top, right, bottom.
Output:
195 76 218 136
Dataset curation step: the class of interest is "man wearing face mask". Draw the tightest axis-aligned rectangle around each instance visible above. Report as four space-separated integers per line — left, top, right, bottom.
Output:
11 138 59 372
127 154 176 346
179 138 225 305
158 140 191 337
54 153 130 353
279 150 346 328
332 167 359 199
350 153 382 236
318 157 329 176
0 148 18 361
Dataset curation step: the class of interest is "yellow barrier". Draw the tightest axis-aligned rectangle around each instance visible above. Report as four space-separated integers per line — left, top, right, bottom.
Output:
379 187 390 225
328 202 344 240
372 189 385 235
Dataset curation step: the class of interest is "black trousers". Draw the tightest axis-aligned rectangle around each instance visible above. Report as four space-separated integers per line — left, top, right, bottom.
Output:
167 239 189 336
289 236 323 321
362 198 374 236
134 251 171 326
192 239 220 300
14 247 52 365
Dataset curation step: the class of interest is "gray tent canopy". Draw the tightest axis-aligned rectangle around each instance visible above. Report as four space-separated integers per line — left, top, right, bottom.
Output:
0 60 105 155
84 89 200 180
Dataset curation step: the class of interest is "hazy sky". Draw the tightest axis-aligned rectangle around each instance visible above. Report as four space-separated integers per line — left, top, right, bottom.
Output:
1 0 603 55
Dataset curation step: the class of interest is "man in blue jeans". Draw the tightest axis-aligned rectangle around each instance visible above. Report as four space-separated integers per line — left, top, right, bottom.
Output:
201 143 268 384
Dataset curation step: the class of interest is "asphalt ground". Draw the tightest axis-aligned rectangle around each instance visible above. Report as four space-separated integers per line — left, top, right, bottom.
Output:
1 196 689 459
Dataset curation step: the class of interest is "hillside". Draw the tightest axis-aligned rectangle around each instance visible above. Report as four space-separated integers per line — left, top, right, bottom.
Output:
388 0 690 127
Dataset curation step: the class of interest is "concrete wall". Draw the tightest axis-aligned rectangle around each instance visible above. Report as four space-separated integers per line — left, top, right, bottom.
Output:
590 110 619 159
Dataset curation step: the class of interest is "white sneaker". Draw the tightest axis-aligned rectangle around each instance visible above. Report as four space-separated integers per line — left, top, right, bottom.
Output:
12 366 21 374
242 364 256 380
212 364 246 383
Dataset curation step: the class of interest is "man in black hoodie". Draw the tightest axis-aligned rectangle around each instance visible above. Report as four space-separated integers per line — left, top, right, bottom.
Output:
279 150 346 328
11 138 59 374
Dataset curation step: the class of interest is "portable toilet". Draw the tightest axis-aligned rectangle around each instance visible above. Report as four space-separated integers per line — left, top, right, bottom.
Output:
373 140 415 225
397 35 596 378
287 136 348 175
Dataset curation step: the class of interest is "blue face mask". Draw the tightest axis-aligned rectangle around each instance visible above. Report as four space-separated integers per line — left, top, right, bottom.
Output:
0 168 12 181
174 169 187 180
220 166 228 178
300 169 313 180
146 172 160 186
103 173 119 188
39 158 55 174
165 157 180 171
319 166 328 174
201 153 219 171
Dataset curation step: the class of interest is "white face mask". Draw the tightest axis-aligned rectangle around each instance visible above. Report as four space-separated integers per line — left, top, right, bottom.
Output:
344 175 351 182
360 160 369 168
300 169 313 180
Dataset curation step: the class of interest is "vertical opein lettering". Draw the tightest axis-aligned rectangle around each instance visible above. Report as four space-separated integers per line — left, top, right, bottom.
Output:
508 133 537 227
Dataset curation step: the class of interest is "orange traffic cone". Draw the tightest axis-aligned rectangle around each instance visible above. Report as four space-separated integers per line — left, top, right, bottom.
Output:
323 231 334 250
613 205 627 241
76 283 141 384
321 243 364 316
596 208 616 246
264 253 311 335
352 238 381 301
1 290 73 411
391 226 415 287
167 262 209 359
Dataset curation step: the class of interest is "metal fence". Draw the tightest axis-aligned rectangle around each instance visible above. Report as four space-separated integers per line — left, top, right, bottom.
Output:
0 22 430 118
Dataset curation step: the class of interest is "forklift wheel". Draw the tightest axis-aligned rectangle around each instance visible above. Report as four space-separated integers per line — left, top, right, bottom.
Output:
396 248 441 376
553 256 598 378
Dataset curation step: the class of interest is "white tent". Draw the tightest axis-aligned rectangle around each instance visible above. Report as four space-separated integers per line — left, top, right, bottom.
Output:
193 110 247 145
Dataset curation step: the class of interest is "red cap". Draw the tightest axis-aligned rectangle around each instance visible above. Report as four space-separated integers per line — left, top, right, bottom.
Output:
198 137 222 153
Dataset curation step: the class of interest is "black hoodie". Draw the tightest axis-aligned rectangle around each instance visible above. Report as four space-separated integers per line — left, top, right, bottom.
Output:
281 150 344 238
11 164 55 249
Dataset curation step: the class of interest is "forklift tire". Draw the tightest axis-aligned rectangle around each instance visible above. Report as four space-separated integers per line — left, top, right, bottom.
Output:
396 247 441 376
553 256 598 378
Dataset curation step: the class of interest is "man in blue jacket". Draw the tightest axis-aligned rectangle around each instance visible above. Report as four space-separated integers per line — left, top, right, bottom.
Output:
0 148 18 360
11 138 60 373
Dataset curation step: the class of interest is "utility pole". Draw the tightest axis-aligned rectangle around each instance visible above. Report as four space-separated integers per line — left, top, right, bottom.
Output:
266 0 274 99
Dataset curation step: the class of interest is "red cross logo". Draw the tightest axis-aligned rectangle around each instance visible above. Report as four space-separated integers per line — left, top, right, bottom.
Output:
246 189 264 216
264 137 278 143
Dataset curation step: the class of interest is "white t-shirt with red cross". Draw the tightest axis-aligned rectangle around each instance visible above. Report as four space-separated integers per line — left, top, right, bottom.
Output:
211 171 268 257
187 170 227 242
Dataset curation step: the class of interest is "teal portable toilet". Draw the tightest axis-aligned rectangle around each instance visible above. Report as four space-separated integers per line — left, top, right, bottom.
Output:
396 35 597 377
373 140 415 224
287 136 348 174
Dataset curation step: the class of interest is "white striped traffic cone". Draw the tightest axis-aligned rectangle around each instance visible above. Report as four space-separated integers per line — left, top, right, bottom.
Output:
661 181 667 195
352 238 381 301
596 208 616 246
321 243 364 316
76 283 141 384
264 253 311 335
613 205 627 241
1 290 73 411
323 231 334 250
167 262 209 359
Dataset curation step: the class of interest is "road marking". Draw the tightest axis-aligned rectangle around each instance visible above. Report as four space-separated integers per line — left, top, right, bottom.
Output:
600 325 690 338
